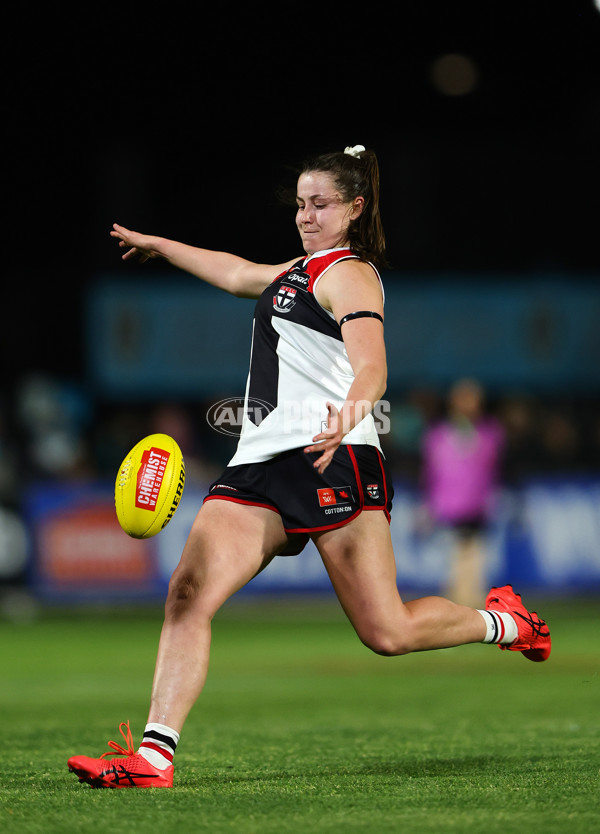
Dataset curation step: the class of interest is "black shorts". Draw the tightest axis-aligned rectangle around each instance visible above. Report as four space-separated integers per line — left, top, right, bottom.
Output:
204 444 393 554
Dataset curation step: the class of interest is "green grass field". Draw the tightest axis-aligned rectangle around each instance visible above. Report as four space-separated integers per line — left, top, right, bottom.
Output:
1 593 598 834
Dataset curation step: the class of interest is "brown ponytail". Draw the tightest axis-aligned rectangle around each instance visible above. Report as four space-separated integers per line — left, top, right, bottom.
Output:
300 147 388 269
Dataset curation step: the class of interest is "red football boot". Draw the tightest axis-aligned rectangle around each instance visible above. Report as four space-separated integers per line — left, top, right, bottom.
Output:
486 584 551 662
68 721 173 788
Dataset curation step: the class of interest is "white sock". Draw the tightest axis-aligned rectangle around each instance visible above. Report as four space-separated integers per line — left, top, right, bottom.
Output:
138 722 180 770
477 609 518 645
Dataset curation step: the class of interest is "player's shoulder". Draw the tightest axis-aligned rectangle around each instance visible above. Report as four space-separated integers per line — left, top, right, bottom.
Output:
330 257 377 278
305 248 374 279
322 256 381 294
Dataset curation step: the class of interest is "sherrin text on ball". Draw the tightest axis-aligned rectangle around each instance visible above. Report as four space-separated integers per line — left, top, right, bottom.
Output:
115 433 186 538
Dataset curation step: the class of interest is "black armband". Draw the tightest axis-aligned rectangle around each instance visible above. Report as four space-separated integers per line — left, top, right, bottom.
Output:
339 310 384 327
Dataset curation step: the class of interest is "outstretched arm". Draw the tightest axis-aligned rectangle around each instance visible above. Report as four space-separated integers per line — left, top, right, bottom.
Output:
110 224 300 299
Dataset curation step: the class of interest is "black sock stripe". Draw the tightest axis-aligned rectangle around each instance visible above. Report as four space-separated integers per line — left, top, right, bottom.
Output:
488 611 499 643
143 730 178 750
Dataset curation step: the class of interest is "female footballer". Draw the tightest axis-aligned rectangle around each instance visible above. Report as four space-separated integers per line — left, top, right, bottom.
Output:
68 145 550 788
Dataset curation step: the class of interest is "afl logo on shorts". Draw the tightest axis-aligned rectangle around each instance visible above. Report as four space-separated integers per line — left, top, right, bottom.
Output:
274 285 297 313
317 486 354 507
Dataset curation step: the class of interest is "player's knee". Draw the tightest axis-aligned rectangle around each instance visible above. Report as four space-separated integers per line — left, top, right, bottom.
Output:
359 626 411 657
165 570 204 619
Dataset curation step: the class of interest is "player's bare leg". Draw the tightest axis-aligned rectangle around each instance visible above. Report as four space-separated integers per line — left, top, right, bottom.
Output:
148 500 289 731
68 500 288 787
314 510 488 655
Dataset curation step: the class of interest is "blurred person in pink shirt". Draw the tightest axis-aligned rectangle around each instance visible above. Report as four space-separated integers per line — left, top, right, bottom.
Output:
422 379 506 606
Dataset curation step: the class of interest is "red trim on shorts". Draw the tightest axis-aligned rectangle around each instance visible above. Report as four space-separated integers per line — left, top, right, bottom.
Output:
374 446 391 522
284 507 362 534
345 444 364 506
286 505 390 532
206 493 366 535
203 495 280 514
374 447 388 504
362 505 392 524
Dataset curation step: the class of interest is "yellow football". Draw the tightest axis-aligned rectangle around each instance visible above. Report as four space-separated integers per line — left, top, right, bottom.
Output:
115 433 186 539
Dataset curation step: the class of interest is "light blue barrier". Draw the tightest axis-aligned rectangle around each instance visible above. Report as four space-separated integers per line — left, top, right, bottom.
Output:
86 275 600 396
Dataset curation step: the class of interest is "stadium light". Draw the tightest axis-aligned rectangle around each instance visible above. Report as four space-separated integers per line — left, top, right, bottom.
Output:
429 53 479 96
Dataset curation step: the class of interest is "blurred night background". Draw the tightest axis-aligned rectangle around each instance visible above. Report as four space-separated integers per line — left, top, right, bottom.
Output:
2 2 600 612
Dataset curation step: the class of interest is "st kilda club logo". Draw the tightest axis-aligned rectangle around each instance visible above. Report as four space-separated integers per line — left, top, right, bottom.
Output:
273 269 310 313
273 285 297 313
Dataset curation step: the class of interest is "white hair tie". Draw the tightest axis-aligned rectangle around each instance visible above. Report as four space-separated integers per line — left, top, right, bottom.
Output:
344 145 366 158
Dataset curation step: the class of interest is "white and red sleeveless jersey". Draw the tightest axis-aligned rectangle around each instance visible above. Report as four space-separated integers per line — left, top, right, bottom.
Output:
228 247 384 466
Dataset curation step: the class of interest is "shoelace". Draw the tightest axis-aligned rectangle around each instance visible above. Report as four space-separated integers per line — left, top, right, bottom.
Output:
100 721 136 760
